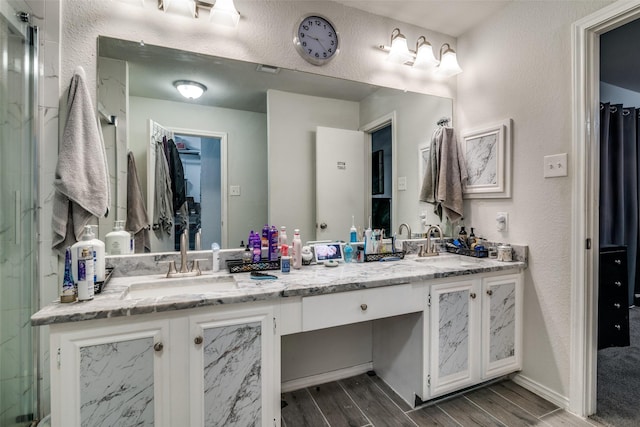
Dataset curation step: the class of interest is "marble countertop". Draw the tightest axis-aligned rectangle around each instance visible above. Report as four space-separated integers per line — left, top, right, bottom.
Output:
31 253 526 326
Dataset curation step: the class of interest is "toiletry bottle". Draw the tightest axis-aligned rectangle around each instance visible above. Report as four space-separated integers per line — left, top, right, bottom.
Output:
251 231 262 262
364 227 373 254
243 245 252 264
87 225 106 286
281 244 291 273
469 227 476 247
350 216 358 243
292 229 302 269
261 224 269 248
106 221 131 255
71 225 97 289
344 243 353 263
458 225 467 247
278 226 287 254
77 246 95 301
269 225 279 261
61 247 76 303
211 242 220 272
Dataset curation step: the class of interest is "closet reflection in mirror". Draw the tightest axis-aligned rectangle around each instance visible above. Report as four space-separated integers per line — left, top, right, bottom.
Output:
96 36 452 252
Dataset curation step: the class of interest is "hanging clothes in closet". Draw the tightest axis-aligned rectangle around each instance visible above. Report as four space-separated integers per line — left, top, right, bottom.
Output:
599 102 639 306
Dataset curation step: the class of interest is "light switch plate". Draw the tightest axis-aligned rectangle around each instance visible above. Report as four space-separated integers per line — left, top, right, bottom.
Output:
544 153 568 178
398 176 407 191
230 185 241 196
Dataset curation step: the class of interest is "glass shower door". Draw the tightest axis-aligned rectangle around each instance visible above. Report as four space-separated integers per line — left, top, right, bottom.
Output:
0 6 37 427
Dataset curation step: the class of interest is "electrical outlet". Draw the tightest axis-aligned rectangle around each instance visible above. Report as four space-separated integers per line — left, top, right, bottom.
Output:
230 185 241 196
398 176 407 191
496 212 508 232
544 153 568 178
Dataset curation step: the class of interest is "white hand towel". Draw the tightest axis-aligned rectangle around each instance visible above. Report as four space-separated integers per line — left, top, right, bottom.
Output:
52 66 110 255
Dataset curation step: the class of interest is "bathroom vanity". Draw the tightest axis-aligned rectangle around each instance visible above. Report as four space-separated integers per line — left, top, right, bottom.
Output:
32 250 526 427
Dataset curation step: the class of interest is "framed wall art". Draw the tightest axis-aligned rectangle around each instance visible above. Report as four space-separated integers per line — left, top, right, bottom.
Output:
461 119 512 198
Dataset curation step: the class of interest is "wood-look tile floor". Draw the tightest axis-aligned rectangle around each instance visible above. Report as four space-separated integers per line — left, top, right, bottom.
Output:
281 373 606 427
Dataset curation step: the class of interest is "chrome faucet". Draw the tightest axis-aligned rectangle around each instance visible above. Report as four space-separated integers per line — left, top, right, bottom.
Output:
424 225 444 256
195 228 202 251
166 229 202 278
398 223 412 239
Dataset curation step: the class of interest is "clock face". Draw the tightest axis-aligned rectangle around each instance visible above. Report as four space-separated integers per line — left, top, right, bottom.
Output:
294 15 339 66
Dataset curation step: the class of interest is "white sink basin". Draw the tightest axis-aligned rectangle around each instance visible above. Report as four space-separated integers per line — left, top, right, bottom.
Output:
122 275 238 300
413 255 483 268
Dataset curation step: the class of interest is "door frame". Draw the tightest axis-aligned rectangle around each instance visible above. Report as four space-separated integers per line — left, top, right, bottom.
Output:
570 0 640 416
170 127 228 248
361 112 397 235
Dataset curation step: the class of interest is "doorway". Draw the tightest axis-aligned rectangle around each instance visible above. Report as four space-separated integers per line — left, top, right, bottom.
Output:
371 124 392 234
172 129 228 250
571 0 640 417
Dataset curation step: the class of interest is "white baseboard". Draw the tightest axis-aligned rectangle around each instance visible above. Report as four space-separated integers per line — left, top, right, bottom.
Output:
512 373 570 410
281 362 373 393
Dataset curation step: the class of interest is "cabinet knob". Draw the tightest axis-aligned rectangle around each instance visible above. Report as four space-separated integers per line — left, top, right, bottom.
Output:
470 292 477 299
154 342 164 352
194 336 203 345
486 290 493 296
320 222 328 230
615 281 622 287
615 324 621 330
360 304 368 311
614 303 621 309
615 259 622 265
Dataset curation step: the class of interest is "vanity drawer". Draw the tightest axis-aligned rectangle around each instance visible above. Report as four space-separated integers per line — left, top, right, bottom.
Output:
302 283 423 331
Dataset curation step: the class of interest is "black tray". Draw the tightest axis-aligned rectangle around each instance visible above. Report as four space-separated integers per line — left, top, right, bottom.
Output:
95 266 115 294
227 259 280 273
364 251 405 262
445 247 488 258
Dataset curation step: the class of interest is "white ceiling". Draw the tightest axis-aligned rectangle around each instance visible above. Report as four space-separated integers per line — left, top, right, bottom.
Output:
333 0 513 37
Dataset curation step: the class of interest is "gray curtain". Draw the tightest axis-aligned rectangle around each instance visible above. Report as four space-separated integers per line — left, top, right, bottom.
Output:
600 102 639 305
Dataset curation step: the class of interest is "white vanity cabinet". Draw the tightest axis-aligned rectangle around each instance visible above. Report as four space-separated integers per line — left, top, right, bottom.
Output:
51 317 171 427
187 305 277 427
372 272 523 407
426 278 481 398
49 303 278 427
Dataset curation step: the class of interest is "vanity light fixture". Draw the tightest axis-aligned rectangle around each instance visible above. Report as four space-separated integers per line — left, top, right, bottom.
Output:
378 29 462 77
435 43 463 77
387 28 413 64
158 0 196 18
173 80 207 99
413 36 440 70
209 0 240 28
157 0 240 26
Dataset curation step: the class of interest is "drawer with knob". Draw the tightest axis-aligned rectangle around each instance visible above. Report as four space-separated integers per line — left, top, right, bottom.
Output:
598 246 630 349
301 283 423 332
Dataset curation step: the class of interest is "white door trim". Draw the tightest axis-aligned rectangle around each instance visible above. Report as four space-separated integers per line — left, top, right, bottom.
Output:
570 0 640 416
170 127 229 248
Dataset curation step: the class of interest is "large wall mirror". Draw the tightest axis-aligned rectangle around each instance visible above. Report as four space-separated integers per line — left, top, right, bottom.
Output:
97 36 452 253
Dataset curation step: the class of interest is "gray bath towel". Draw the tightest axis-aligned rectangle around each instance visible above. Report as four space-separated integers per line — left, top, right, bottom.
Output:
126 151 150 252
437 127 467 222
419 127 443 219
419 127 467 223
52 66 110 255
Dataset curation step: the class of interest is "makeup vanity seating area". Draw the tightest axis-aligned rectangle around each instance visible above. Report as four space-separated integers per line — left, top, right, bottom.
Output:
32 247 527 427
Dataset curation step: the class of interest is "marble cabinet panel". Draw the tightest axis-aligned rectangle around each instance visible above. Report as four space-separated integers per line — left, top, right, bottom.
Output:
203 322 262 426
488 282 516 362
80 337 155 427
438 290 470 378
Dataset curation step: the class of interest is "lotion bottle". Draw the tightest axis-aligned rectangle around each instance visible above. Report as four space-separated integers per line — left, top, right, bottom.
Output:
280 244 290 273
350 216 357 243
87 225 105 284
292 229 302 269
106 221 131 255
71 225 98 288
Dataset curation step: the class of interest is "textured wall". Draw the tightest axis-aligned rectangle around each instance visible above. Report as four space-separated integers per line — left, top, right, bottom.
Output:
456 0 613 400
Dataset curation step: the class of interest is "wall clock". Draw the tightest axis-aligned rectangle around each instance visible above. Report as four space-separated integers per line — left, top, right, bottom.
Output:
293 14 340 66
